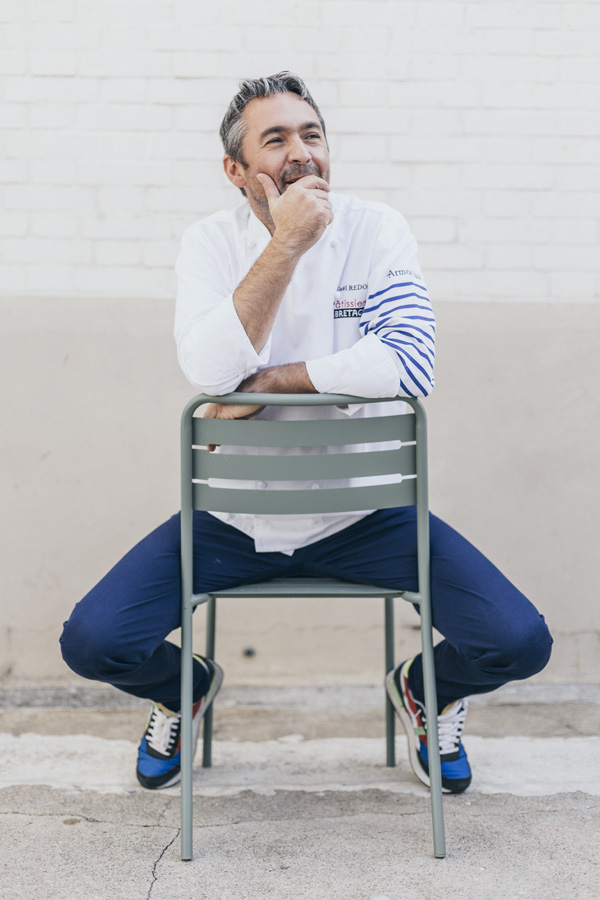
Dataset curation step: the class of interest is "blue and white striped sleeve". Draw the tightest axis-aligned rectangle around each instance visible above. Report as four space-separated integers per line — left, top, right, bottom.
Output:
359 263 435 399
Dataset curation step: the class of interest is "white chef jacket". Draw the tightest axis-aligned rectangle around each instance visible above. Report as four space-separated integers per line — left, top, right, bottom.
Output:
174 192 435 554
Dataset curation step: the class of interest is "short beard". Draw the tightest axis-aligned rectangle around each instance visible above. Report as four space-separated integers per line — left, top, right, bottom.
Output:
242 175 275 231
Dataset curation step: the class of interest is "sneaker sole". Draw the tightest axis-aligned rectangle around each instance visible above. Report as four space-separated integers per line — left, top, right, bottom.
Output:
386 669 433 790
138 767 184 791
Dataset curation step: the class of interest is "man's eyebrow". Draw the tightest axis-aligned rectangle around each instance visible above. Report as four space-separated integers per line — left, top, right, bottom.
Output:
259 121 322 141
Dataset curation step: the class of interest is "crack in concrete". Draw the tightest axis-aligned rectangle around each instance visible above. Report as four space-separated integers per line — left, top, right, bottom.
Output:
146 829 180 899
0 810 101 823
156 798 172 827
0 810 181 830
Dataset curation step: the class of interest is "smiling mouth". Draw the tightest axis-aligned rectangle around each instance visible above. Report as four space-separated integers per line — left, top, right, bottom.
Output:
281 168 319 188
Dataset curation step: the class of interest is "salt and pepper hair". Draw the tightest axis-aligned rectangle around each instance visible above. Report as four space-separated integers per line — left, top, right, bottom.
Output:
219 71 327 165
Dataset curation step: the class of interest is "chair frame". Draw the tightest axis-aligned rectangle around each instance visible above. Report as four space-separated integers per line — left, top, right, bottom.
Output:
180 392 445 860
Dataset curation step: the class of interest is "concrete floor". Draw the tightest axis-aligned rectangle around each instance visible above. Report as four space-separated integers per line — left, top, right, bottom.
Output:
1 683 599 900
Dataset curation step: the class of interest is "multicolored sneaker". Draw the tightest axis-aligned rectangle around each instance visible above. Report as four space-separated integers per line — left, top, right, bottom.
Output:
136 656 223 790
385 658 471 794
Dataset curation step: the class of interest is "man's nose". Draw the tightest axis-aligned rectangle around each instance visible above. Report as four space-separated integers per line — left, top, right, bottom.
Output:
287 135 311 163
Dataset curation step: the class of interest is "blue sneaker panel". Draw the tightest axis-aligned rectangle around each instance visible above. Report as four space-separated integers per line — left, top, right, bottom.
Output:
419 740 471 781
137 736 181 779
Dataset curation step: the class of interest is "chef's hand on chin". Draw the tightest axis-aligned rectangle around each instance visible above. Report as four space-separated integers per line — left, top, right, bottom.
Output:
257 172 333 255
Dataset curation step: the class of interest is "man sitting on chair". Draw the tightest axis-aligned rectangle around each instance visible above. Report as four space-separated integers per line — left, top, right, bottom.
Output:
60 72 552 794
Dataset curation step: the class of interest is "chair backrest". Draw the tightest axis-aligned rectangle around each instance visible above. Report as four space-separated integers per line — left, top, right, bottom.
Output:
181 393 428 518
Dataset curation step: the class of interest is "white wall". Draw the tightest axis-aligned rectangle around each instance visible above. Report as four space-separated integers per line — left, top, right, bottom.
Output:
1 1 599 686
2 0 599 303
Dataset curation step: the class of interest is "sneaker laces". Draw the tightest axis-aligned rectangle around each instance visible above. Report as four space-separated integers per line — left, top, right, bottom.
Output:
145 704 181 756
437 699 468 756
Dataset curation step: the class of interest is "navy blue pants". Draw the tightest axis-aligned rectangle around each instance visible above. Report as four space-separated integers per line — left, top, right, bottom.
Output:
60 508 552 712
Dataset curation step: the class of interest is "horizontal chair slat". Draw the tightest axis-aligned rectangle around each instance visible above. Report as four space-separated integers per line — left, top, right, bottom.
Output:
191 392 407 408
192 413 415 448
192 480 416 515
192 445 417 482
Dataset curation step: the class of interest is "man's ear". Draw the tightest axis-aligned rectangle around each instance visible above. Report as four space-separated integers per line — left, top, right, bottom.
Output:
223 155 247 190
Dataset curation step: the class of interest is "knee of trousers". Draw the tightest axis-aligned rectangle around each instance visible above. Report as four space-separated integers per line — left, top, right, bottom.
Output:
472 614 553 682
60 611 141 683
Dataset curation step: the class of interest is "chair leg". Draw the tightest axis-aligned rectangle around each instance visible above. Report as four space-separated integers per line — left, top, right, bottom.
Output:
180 592 195 861
384 596 396 767
419 591 446 859
202 596 217 769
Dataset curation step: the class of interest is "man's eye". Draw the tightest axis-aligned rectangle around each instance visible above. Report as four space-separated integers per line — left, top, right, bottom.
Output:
266 137 283 145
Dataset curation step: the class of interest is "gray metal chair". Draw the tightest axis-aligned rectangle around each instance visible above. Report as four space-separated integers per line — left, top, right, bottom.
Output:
180 392 445 860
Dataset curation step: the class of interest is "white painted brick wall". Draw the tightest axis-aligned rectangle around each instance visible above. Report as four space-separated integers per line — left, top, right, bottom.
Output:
1 0 598 302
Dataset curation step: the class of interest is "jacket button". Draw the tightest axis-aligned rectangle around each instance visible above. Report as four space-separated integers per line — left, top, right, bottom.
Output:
257 481 267 489
311 483 320 490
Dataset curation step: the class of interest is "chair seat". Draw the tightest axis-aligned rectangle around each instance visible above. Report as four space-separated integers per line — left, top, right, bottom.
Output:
206 577 405 600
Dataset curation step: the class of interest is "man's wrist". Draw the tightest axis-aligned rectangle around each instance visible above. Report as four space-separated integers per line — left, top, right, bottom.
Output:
268 233 305 265
240 363 316 395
